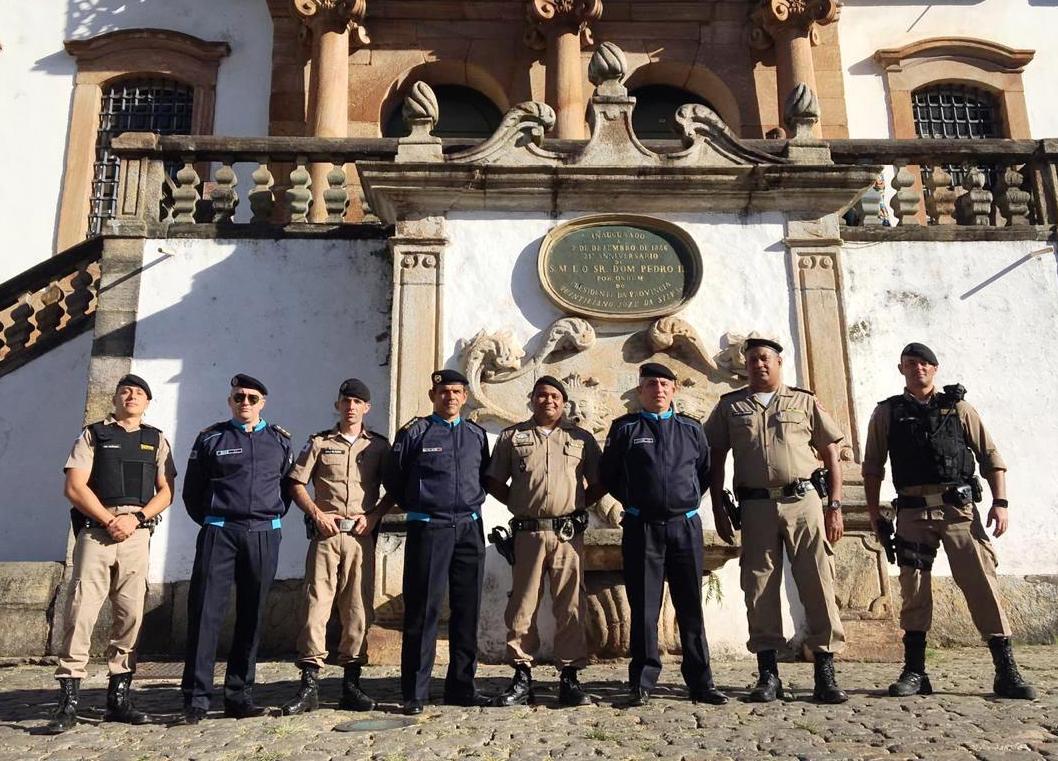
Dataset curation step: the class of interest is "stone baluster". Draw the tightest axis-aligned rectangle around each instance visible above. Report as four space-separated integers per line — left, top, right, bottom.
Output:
293 0 368 222
995 163 1031 226
852 180 882 227
172 156 201 224
750 0 841 138
525 0 603 139
287 156 313 223
34 285 66 337
65 263 97 322
3 297 34 354
923 165 956 225
323 161 350 223
890 160 921 225
249 158 276 224
956 167 993 226
210 159 239 223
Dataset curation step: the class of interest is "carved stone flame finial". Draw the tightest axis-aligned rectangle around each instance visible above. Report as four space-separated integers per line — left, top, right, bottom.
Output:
402 80 439 131
588 41 627 97
783 82 820 140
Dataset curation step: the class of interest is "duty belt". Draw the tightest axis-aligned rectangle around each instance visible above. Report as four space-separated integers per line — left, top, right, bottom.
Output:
72 510 159 534
735 479 812 502
510 510 588 541
894 483 974 510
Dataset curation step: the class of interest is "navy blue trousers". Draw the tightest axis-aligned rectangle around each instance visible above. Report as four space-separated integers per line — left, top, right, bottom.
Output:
622 512 712 692
400 517 485 702
181 525 280 710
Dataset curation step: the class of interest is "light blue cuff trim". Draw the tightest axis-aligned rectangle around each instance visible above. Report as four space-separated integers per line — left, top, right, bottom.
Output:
685 509 698 519
271 517 282 530
472 512 479 521
204 515 225 527
623 507 640 517
407 512 432 522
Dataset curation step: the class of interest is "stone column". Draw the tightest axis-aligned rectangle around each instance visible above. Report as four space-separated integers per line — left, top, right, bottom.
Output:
292 0 369 221
750 0 840 137
525 0 603 139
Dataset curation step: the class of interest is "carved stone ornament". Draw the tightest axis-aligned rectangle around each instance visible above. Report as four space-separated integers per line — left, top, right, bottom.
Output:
587 40 627 97
447 101 560 166
525 0 603 50
292 0 370 44
749 0 841 49
396 82 442 163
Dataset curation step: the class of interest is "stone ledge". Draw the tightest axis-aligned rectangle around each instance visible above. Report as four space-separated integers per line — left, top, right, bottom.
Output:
841 224 1054 242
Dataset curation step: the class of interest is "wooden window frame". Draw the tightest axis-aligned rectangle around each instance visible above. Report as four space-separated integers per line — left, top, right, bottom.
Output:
58 29 230 252
874 37 1034 140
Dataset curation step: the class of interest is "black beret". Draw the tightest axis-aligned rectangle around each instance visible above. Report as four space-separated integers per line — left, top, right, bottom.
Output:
231 373 268 395
338 378 371 402
900 342 938 366
116 373 152 400
533 375 568 401
639 362 677 382
431 369 469 387
744 337 784 354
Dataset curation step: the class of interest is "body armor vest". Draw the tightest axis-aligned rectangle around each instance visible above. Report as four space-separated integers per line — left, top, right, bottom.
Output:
87 422 160 507
886 390 975 490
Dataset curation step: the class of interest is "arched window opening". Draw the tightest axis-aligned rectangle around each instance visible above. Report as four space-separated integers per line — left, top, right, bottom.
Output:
630 85 717 140
382 85 502 139
89 78 194 236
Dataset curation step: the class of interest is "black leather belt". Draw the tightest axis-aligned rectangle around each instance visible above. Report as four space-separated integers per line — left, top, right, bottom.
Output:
511 510 588 540
736 480 811 501
895 483 973 510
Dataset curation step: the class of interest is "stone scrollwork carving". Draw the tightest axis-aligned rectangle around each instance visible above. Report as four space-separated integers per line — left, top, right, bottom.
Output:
524 0 604 50
292 0 370 44
749 0 841 49
448 102 561 166
668 104 787 168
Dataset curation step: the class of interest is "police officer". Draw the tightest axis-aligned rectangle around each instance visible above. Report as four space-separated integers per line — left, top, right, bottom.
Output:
863 342 1036 699
179 374 294 724
383 369 491 715
45 374 175 734
600 362 728 707
705 338 848 704
282 378 393 715
486 376 605 707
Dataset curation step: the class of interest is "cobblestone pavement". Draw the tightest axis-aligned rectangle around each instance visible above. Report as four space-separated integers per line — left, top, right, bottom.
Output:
0 647 1053 761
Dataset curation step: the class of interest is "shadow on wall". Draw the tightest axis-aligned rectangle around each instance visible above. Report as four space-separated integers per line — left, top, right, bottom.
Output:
66 0 151 39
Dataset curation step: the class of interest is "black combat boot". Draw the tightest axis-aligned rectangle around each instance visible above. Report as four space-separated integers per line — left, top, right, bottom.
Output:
812 652 848 704
889 630 932 697
105 672 149 724
339 664 376 711
492 664 534 707
281 666 320 715
558 667 591 707
989 636 1037 700
748 650 783 703
43 677 80 734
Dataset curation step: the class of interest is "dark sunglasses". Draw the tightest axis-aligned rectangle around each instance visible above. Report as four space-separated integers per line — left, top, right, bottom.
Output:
232 393 261 405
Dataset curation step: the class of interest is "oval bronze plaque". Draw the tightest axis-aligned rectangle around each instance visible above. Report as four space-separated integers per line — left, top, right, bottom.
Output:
537 215 701 320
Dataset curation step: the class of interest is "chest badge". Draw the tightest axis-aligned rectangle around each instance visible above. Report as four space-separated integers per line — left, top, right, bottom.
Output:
633 437 655 445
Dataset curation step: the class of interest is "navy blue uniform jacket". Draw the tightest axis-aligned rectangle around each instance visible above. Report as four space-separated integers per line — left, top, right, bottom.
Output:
383 415 490 519
182 420 294 527
599 411 711 520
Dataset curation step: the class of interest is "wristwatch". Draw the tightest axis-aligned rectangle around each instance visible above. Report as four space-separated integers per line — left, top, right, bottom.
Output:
133 510 148 526
825 500 842 512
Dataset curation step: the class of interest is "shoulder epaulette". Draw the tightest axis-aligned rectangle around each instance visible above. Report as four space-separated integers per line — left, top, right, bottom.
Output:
140 421 160 431
675 411 702 423
312 428 334 439
789 386 815 395
366 427 390 442
85 420 105 431
271 424 291 439
398 416 425 433
719 387 746 399
880 395 902 406
464 418 487 433
200 421 227 434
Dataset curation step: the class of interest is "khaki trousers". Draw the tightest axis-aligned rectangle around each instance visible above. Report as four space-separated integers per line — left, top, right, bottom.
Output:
740 493 845 654
897 504 1011 637
295 531 375 668
55 526 150 678
505 531 587 669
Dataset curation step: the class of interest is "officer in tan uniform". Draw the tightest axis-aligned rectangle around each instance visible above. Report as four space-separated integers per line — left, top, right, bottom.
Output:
281 378 393 715
705 338 848 704
863 342 1035 700
486 376 605 707
45 374 176 734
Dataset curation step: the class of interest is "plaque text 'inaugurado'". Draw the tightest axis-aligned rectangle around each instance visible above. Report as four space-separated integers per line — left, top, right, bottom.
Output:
538 215 702 320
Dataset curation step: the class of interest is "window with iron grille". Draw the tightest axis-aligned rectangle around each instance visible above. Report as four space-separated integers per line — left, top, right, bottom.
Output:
88 78 194 236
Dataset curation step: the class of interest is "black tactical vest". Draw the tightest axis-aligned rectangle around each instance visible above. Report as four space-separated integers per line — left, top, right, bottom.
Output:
87 422 160 507
885 390 975 490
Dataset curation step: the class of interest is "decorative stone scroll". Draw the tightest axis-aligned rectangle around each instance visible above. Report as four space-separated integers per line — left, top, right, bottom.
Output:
749 0 842 50
292 0 369 44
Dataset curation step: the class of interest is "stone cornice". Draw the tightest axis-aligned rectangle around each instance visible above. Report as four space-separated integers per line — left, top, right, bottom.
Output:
749 0 841 49
525 0 603 50
292 0 369 43
874 37 1035 74
64 28 230 64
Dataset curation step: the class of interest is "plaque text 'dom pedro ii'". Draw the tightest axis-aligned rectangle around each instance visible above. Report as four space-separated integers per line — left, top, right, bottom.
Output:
537 214 702 320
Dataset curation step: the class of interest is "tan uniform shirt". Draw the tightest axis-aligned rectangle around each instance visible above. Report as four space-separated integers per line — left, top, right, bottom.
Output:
65 416 177 510
704 385 843 488
286 426 388 516
486 417 601 518
861 391 1007 482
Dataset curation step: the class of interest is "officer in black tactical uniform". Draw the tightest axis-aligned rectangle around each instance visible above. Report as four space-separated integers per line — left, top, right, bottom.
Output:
863 343 1036 700
178 374 295 724
600 362 728 707
383 369 492 715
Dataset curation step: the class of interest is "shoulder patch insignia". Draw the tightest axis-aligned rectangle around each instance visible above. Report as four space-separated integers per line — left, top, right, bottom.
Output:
271 424 291 439
398 417 424 433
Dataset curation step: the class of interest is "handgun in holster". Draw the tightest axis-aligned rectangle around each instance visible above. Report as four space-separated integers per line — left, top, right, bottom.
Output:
810 468 830 500
489 525 515 565
876 516 897 565
722 489 742 531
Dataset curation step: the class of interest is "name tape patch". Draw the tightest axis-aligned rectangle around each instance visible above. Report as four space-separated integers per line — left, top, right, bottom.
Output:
217 448 243 456
422 447 443 453
632 437 655 445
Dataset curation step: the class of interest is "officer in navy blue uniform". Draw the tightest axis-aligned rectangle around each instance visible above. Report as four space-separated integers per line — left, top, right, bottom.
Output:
178 374 294 724
383 369 492 716
600 362 727 707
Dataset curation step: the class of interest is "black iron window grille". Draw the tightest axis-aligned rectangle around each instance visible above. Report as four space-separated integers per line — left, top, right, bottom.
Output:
88 78 194 236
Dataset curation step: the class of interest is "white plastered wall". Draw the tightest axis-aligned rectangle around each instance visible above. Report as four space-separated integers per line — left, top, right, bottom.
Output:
839 0 1058 138
0 0 273 282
